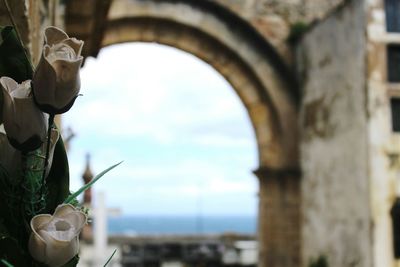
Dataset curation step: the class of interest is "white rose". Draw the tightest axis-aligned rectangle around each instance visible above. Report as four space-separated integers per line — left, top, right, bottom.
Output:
29 204 87 267
0 77 47 151
33 26 84 114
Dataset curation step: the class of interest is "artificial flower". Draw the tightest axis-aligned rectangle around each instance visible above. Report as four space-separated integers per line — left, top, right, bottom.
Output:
29 204 87 267
0 77 47 152
33 26 84 114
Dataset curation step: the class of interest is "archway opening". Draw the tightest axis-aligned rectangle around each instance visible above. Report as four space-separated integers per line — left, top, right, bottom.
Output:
65 43 258 241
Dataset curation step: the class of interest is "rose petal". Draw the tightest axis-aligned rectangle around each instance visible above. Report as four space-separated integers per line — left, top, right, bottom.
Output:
0 77 18 94
44 218 76 242
39 230 79 267
29 229 47 263
45 27 69 46
62 38 84 56
9 81 30 98
31 214 53 232
34 49 57 105
30 214 53 260
62 211 87 233
52 204 76 219
46 43 76 63
12 95 47 144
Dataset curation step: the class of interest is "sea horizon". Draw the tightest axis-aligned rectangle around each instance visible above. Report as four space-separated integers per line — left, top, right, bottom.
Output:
107 214 257 235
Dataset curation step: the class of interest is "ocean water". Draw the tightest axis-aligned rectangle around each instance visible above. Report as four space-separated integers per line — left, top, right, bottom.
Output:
108 215 256 235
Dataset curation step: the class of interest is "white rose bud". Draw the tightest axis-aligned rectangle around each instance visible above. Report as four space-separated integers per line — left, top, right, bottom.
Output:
29 204 87 267
1 77 47 152
33 26 84 114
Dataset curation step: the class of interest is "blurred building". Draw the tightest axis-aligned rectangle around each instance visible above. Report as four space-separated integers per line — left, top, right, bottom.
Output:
114 234 257 267
81 154 94 241
3 0 400 266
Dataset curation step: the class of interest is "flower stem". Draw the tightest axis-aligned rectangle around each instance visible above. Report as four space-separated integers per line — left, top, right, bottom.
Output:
41 115 55 187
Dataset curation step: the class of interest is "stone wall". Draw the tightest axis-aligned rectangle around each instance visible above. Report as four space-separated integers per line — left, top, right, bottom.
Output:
215 0 345 23
0 0 63 65
213 0 345 63
296 0 372 266
0 1 30 55
27 0 65 65
66 0 348 67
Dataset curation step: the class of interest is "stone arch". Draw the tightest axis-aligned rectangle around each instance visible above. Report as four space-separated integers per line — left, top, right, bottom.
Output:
102 0 299 171
97 0 301 265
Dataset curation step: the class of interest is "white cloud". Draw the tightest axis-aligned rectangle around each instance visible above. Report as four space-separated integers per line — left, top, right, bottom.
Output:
66 43 253 145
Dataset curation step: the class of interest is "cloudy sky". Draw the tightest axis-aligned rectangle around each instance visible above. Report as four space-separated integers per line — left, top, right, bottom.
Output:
63 43 258 216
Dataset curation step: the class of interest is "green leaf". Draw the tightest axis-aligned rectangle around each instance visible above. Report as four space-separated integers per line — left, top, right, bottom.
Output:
0 26 33 83
1 259 14 267
0 236 28 267
103 249 117 267
0 163 24 243
0 166 11 229
64 161 122 204
45 136 71 213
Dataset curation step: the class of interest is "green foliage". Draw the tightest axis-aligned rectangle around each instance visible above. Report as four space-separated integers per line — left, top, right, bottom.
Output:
309 255 328 267
1 259 14 267
0 161 27 262
0 235 28 267
22 149 47 219
78 205 89 216
0 132 74 266
45 136 71 214
68 197 80 208
64 161 122 204
288 22 309 44
0 26 33 83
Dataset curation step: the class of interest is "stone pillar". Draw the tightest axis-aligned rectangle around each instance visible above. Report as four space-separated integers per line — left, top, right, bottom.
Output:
254 167 301 267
